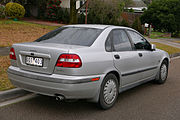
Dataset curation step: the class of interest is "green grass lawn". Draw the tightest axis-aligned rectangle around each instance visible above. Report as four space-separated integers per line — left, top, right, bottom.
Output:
151 42 180 54
0 20 59 30
149 31 171 39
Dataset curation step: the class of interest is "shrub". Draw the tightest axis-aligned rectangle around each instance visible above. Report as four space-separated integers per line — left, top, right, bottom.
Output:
128 8 134 13
47 0 62 21
37 0 48 19
120 19 129 27
5 2 25 19
5 2 13 16
56 8 70 23
0 4 5 18
132 17 143 34
78 13 85 24
87 0 121 25
61 9 70 23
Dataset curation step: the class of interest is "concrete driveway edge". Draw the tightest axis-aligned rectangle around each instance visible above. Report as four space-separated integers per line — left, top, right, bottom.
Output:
170 52 180 58
0 88 30 102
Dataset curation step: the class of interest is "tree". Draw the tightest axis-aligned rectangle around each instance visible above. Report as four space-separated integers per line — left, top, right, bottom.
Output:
86 0 127 25
71 0 132 24
121 19 129 27
141 0 180 36
47 0 62 20
132 17 143 34
123 0 133 7
92 0 118 24
142 0 151 5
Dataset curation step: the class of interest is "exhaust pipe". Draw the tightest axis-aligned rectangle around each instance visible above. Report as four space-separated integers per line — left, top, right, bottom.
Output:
55 94 65 101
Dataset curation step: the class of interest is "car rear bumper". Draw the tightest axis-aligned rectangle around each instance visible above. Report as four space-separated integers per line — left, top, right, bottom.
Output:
7 66 104 101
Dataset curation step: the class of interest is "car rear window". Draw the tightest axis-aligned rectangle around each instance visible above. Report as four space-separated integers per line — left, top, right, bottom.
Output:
35 27 103 46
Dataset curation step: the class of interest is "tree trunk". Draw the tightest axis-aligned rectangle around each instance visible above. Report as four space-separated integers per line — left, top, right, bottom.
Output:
70 0 78 24
148 24 152 37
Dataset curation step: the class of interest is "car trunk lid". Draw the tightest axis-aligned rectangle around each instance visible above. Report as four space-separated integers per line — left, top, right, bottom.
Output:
13 42 73 74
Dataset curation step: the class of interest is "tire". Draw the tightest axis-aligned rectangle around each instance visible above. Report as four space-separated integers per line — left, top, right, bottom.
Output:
155 60 168 84
98 73 119 110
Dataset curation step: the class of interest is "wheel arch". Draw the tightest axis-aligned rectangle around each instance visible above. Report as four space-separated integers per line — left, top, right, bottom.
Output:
105 70 120 86
163 57 169 66
88 70 120 103
155 57 169 82
160 57 169 69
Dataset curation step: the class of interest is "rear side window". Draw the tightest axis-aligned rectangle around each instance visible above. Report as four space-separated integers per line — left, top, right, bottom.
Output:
105 35 112 52
35 27 102 46
112 30 132 51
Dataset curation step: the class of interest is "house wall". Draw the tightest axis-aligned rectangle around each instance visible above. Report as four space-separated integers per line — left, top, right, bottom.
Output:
76 1 80 9
61 0 81 9
61 0 70 8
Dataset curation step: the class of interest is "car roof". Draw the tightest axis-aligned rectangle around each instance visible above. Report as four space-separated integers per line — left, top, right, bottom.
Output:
64 24 133 30
65 24 110 29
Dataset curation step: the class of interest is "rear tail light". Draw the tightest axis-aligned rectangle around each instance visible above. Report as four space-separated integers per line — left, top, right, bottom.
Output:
56 54 82 68
9 48 16 60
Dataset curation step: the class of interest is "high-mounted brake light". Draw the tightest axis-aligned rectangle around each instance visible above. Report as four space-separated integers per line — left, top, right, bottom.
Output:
56 54 82 68
9 48 16 60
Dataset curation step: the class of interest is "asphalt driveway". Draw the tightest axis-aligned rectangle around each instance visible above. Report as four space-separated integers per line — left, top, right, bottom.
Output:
0 58 180 120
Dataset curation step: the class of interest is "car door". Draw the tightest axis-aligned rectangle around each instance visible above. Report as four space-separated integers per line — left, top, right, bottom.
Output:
126 30 159 80
109 29 145 87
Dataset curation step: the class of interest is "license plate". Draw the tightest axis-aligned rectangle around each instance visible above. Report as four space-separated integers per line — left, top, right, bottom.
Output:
25 56 43 67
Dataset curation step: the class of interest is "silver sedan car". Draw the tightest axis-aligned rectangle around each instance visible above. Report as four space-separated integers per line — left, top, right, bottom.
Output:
8 25 170 109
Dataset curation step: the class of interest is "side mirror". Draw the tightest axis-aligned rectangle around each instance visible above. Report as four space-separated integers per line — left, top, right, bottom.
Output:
151 44 156 51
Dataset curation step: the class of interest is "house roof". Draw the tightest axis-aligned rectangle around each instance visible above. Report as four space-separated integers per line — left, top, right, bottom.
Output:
127 0 147 7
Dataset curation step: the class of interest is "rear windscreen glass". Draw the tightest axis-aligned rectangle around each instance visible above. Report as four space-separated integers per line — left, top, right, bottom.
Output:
35 27 103 46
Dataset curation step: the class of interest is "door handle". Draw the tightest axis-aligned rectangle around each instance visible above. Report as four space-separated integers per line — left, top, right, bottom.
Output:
114 54 120 59
138 53 143 57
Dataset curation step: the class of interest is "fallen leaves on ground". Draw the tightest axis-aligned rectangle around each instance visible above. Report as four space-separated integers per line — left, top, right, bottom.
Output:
0 22 52 47
0 56 14 91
